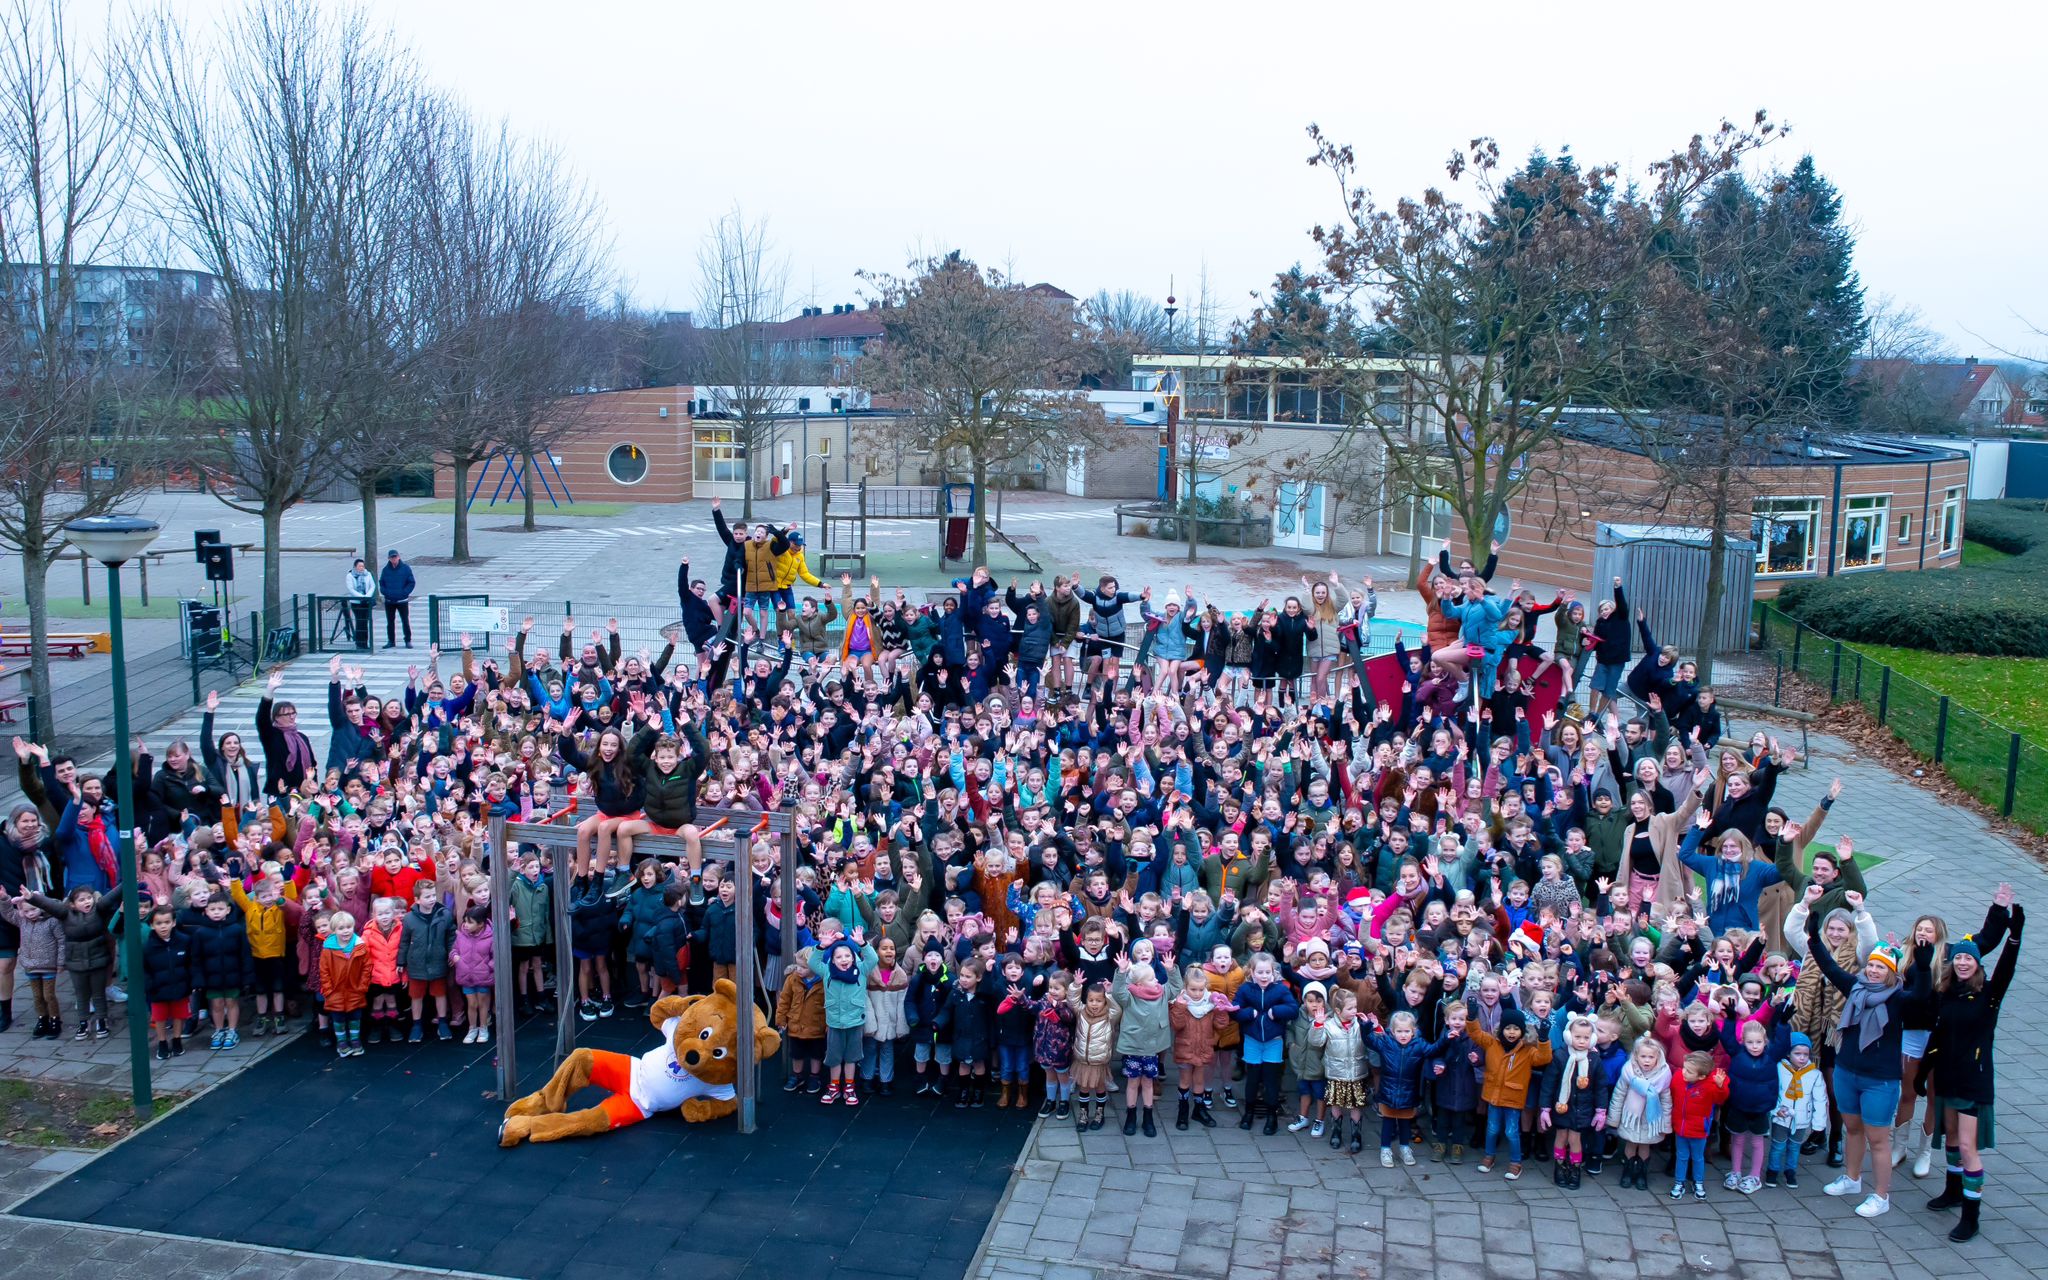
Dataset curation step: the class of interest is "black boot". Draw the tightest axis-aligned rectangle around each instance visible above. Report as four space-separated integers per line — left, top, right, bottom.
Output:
1328 1116 1345 1149
0 1000 12 1033
1193 1094 1216 1128
1175 1096 1190 1131
1928 1170 1965 1211
1239 1099 1256 1131
1568 1162 1582 1189
1122 1104 1138 1136
1142 1107 1157 1138
1825 1131 1844 1168
1949 1198 1981 1242
1263 1110 1279 1136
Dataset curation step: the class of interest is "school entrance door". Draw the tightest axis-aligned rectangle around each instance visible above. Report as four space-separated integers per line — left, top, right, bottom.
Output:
1273 481 1327 550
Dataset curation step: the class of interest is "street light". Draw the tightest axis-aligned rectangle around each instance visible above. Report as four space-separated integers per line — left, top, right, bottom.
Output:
63 513 160 1121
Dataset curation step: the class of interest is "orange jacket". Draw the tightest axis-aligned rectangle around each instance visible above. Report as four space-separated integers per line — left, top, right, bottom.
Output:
362 919 405 987
319 938 372 1013
1466 1024 1555 1110
1418 563 1461 650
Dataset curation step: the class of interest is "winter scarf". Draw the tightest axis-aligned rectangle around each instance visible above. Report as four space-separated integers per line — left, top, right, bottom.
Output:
1782 1060 1818 1102
1556 1046 1593 1109
1621 1061 1671 1131
77 806 118 888
1839 977 1894 1053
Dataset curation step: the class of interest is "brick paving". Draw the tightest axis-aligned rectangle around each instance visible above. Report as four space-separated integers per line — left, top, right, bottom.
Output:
973 730 2048 1280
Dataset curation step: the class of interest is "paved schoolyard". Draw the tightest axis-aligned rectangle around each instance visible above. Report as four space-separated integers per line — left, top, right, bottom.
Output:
974 730 2048 1280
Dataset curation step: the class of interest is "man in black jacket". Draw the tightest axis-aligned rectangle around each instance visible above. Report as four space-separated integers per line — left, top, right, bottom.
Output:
378 549 417 649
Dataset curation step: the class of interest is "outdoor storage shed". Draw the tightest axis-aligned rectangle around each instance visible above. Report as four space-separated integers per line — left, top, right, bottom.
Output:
1590 523 1756 655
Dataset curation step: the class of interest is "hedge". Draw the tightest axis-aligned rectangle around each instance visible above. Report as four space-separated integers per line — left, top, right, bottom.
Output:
1774 499 2048 657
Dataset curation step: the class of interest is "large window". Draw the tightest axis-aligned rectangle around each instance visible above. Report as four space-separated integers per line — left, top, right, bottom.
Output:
1272 373 1316 423
693 426 745 486
1227 373 1269 422
1940 486 1963 556
1752 497 1821 576
1841 495 1889 570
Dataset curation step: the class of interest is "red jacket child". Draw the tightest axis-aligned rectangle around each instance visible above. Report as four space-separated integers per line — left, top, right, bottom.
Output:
1670 1066 1731 1139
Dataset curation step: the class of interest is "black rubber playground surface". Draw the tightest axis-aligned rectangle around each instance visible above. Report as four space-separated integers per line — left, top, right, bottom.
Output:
18 1015 1032 1280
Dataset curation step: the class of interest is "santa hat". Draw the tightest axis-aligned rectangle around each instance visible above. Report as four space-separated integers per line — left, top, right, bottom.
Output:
1508 921 1544 956
1343 886 1373 915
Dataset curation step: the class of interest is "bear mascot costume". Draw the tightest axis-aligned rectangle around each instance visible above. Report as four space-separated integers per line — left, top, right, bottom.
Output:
499 978 780 1145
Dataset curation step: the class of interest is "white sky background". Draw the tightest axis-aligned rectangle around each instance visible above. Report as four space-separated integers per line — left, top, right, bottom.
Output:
177 0 2048 358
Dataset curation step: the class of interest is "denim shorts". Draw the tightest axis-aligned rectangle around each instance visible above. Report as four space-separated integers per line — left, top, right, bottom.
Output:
1832 1065 1903 1127
913 1041 953 1067
1243 1036 1284 1065
1297 1079 1327 1100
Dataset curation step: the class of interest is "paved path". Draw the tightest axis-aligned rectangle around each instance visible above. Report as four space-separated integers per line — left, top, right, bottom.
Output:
974 730 2048 1280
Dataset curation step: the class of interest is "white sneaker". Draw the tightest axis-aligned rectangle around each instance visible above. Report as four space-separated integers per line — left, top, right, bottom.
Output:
107 984 127 1003
462 1027 478 1045
1823 1176 1863 1197
1311 1120 1325 1138
1913 1147 1934 1178
1287 1115 1311 1133
477 1027 490 1044
1739 1176 1762 1195
1723 1171 1741 1190
1399 1145 1416 1166
1380 1147 1395 1168
1854 1193 1891 1218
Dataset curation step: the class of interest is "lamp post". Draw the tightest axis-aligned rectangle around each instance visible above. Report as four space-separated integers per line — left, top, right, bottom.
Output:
62 514 160 1121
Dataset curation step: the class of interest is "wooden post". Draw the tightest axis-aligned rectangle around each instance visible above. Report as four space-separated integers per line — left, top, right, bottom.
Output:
488 815 518 1099
734 829 757 1135
1935 696 1950 763
1878 666 1890 725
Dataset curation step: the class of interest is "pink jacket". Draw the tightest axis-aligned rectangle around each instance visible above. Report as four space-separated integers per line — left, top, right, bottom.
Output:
450 923 495 988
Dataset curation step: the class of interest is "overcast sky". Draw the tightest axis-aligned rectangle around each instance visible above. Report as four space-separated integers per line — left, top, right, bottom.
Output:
189 1 2048 360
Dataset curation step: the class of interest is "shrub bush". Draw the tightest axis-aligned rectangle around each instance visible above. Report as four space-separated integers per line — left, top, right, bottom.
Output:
1775 499 2048 656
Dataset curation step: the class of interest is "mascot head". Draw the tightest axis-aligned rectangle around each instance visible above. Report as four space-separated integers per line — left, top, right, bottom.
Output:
650 978 780 1086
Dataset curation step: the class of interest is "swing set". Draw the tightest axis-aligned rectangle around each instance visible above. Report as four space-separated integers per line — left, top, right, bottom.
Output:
467 449 575 510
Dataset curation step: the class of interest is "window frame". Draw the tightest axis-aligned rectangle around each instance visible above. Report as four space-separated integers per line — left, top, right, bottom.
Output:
1751 496 1824 577
606 442 649 487
1939 486 1963 557
1839 494 1890 572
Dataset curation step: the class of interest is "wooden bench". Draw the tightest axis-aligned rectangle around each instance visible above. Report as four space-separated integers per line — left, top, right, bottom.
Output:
0 698 23 723
0 632 107 659
1716 695 1815 765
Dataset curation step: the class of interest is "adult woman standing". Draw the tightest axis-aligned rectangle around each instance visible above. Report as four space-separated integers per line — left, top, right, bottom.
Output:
0 805 53 1033
201 690 262 848
1805 906 1927 1219
1920 886 2022 1242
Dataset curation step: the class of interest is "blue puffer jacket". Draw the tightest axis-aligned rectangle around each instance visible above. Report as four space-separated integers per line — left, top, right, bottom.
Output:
1429 1030 1484 1113
1369 1028 1442 1111
1719 1016 1791 1113
1231 978 1298 1043
1441 594 1512 653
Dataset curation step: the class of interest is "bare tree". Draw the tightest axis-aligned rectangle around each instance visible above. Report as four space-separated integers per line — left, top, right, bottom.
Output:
1861 293 1951 362
854 253 1108 565
694 208 795 519
134 0 420 626
0 0 176 740
1291 117 1781 556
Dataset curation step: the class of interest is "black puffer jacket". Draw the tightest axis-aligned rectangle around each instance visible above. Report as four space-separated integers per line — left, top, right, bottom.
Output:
25 890 119 973
187 911 253 992
142 931 196 1004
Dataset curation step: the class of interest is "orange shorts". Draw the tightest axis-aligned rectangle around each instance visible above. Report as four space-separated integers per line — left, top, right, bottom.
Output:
587 1049 648 1130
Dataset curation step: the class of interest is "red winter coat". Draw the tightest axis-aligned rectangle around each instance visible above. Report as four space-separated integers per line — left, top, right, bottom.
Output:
1670 1069 1730 1139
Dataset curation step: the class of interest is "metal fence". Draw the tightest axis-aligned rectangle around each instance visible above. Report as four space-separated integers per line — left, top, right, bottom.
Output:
1752 602 2048 834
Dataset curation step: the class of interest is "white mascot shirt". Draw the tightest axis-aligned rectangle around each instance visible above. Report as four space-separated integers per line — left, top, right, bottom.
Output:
628 1017 738 1117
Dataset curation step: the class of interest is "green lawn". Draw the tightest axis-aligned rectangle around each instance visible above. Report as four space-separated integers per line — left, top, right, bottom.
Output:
1855 644 2048 746
3 596 182 621
1961 539 2011 568
404 500 639 518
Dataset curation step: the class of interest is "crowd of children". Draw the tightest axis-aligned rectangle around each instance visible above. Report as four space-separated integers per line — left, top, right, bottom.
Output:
0 531 2024 1244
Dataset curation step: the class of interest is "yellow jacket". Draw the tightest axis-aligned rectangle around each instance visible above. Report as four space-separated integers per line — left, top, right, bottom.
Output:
774 544 822 590
227 876 293 960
